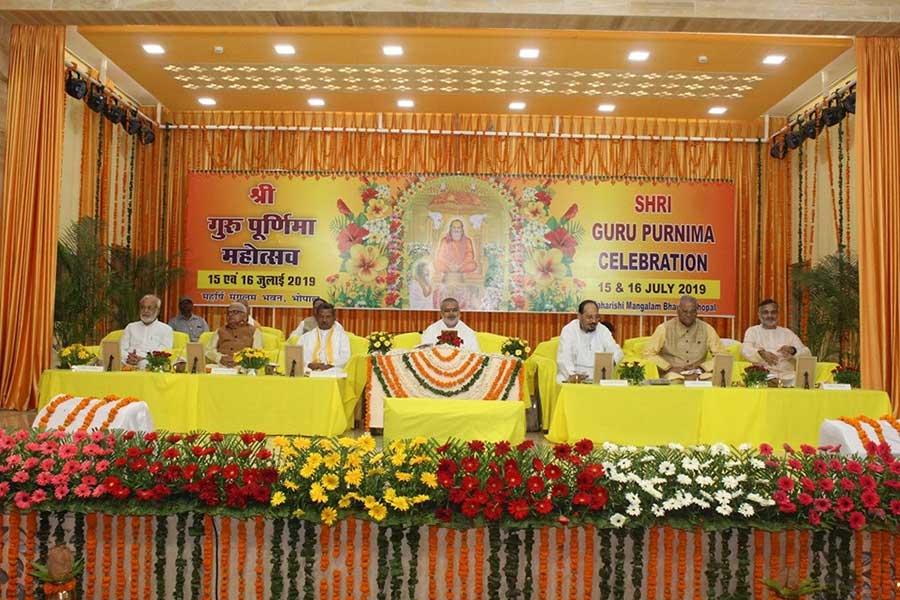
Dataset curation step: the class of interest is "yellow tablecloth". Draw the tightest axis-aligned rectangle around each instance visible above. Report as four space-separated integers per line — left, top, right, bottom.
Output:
38 370 354 436
383 398 526 445
546 384 892 447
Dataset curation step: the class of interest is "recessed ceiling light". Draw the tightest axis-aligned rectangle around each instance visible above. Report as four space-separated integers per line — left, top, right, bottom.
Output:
763 54 786 65
142 44 165 55
628 50 650 62
519 48 540 59
274 44 296 55
708 106 727 115
383 45 404 56
509 101 526 111
307 98 325 107
397 99 414 108
198 97 216 106
597 104 616 113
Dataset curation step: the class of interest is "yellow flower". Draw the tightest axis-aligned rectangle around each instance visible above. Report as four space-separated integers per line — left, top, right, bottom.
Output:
283 479 299 491
409 436 427 449
395 471 413 482
292 437 311 450
338 437 356 448
390 451 407 467
344 469 363 487
515 349 522 356
409 455 431 466
345 453 363 469
369 467 385 476
369 452 384 464
525 248 566 288
387 495 410 511
270 491 286 507
77 351 88 359
299 464 317 479
525 347 532 354
321 507 338 526
321 474 340 491
348 244 388 284
374 341 381 348
318 439 334 452
292 509 305 518
384 487 397 500
273 436 290 448
420 472 438 489
324 452 341 469
280 446 298 459
355 436 377 453
387 440 406 453
61 348 71 357
310 482 328 503
412 494 430 504
338 494 353 509
366 197 389 219
367 502 387 522
363 495 378 509
306 452 323 468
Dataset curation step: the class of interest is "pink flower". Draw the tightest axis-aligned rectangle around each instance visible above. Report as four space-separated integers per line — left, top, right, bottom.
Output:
91 485 107 498
808 510 821 526
12 470 29 483
23 457 39 470
777 477 795 492
798 493 814 506
39 458 55 472
788 459 802 470
94 460 109 473
58 444 78 460
337 223 369 254
36 471 53 486
813 497 832 513
81 475 96 486
51 474 68 487
859 474 876 490
90 431 105 443
54 485 69 500
72 431 87 443
13 491 31 510
890 499 900 516
846 460 863 475
0 482 9 497
759 443 773 456
30 489 48 504
800 444 816 455
74 484 92 498
5 455 22 466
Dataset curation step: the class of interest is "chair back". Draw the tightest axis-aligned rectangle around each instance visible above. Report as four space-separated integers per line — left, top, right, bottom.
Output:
101 329 125 343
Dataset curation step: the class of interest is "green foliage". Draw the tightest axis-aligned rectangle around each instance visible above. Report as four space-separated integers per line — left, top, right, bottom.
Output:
791 252 859 364
54 217 181 345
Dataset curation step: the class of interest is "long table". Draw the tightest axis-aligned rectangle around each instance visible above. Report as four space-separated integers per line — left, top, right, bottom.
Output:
38 370 357 436
546 384 892 447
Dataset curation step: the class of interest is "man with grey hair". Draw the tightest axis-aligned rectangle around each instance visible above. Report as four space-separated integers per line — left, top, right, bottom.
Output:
120 294 174 367
643 295 725 380
420 297 480 351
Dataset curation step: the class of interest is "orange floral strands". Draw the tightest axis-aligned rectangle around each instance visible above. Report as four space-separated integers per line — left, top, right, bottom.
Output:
646 527 658 600
5 512 20 600
144 516 154 598
693 528 704 600
116 515 127 599
320 525 330 600
568 528 580 600
484 357 518 401
99 397 140 430
769 532 781 598
431 347 461 362
78 396 119 432
360 521 371 599
871 530 881 600
332 522 341 600
554 528 565 600
429 526 439 600
37 394 73 429
459 529 470 600
416 350 478 378
856 416 888 444
220 517 231 600
203 516 214 600
60 396 96 431
663 527 674 600
373 354 404 398
254 516 265 600
102 514 113 600
785 529 796 589
236 520 247 600
445 528 456 600
583 526 594 600
129 516 141 600
880 531 891 600
881 414 900 435
839 416 886 445
798 531 810 586
677 529 687 600
344 519 355 600
408 351 485 389
753 530 765 600
474 528 485 600
365 357 374 428
24 513 36 600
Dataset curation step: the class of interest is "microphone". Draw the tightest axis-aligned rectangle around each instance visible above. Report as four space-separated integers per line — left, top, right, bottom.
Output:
190 357 198 374
106 354 114 372
600 367 607 380
720 369 726 388
804 372 810 390
290 359 297 378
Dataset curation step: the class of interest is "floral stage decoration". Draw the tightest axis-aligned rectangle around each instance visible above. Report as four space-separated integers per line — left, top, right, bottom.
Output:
0 428 898 600
57 344 97 369
33 395 152 433
365 347 525 428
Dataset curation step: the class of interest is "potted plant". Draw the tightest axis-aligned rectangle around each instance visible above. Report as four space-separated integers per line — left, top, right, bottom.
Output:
366 331 394 354
58 344 97 369
618 361 646 386
500 337 531 359
145 350 172 373
742 365 769 388
234 347 269 375
832 365 861 388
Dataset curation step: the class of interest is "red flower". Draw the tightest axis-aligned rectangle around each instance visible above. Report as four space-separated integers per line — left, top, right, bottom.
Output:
778 501 797 514
461 456 479 474
536 190 552 206
166 434 182 444
209 432 224 443
337 223 369 253
544 228 577 258
861 489 880 509
534 498 553 515
337 198 353 216
551 483 570 498
223 464 240 481
143 431 158 443
813 497 832 513
468 440 485 453
777 477 795 492
788 459 802 470
812 460 828 475
435 508 452 522
590 488 609 510
573 492 591 506
460 475 479 491
859 474 876 490
574 439 593 456
830 459 843 472
808 510 821 526
890 499 900 516
759 443 773 456
239 433 256 446
845 460 863 475
385 271 400 285
839 478 856 492
484 502 503 521
800 477 816 492
890 462 900 475
797 493 814 506
485 476 503 495
544 464 562 481
554 444 572 460
494 441 511 457
361 187 378 201
561 203 578 222
526 476 545 494
531 458 544 472
848 511 866 530
504 469 522 488
508 499 530 520
836 496 854 513
783 443 795 454
800 444 816 455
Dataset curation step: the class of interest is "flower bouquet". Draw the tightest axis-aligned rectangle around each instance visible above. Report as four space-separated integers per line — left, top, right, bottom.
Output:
742 364 769 388
33 545 82 600
832 365 861 388
367 331 394 354
500 337 531 359
234 347 269 375
58 344 97 369
618 361 645 386
436 330 463 348
144 350 172 373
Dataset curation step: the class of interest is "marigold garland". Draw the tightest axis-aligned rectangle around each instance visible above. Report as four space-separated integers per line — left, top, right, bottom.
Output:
460 529 470 600
202 515 214 600
320 525 330 600
332 522 341 600
60 396 96 430
663 526 674 600
646 526 658 600
143 516 153 599
344 519 356 600
568 527 579 600
838 416 885 446
6 512 20 600
474 528 485 599
127 516 140 600
101 514 113 597
254 516 265 600
871 530 881 600
116 514 127 599
798 530 810 585
360 521 371 599
554 527 565 599
99 397 140 430
236 519 247 600
880 413 900 435
583 526 594 600
80 395 119 432
677 529 687 600
856 415 887 444
880 531 891 600
694 528 705 600
428 526 438 600
221 517 232 600
37 394 74 429
445 528 456 600
24 512 36 600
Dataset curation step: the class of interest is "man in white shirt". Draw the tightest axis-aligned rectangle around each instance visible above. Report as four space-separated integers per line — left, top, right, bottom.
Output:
557 300 623 382
120 294 174 368
420 297 480 351
290 297 346 340
298 302 351 375
742 299 810 380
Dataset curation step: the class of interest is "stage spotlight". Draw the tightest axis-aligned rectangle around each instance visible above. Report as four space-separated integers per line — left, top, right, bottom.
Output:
769 137 788 159
842 90 856 114
103 97 126 125
139 124 155 145
800 117 820 141
65 70 87 100
785 127 804 150
819 101 845 128
124 110 142 135
85 83 105 113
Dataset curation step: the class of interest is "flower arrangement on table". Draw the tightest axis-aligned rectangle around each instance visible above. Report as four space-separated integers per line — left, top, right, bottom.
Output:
144 350 172 373
367 331 394 355
436 330 463 347
742 364 769 387
500 337 530 359
58 344 97 369
618 361 646 386
234 348 268 374
832 365 861 388
33 545 83 598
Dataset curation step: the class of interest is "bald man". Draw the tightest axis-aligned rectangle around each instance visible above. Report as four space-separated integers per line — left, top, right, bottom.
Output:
205 302 263 367
644 295 725 379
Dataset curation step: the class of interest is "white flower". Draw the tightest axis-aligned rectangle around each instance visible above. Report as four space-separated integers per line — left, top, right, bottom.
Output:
710 443 731 456
693 445 707 452
663 498 679 511
626 504 642 516
676 474 692 485
601 442 619 452
695 499 711 509
723 476 740 490
625 493 641 505
716 504 733 516
667 443 685 451
681 457 701 472
747 493 776 507
640 455 656 463
616 458 632 470
738 503 755 517
725 460 741 468
714 490 733 504
610 513 627 528
623 446 638 453
651 504 666 517
696 475 714 487
658 461 676 476
738 443 752 451
750 459 766 470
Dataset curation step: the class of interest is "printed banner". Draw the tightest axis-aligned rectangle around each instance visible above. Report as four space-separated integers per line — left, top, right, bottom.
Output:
183 173 735 315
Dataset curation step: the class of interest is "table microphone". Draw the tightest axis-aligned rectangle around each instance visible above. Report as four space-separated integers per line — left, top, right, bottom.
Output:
720 369 726 388
804 372 810 390
290 359 297 378
600 367 606 380
106 354 114 372
190 357 198 374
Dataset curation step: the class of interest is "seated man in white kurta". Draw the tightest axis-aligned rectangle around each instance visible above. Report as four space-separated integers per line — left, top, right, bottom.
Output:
120 294 174 369
742 298 810 382
298 302 351 376
420 297 480 351
557 299 624 382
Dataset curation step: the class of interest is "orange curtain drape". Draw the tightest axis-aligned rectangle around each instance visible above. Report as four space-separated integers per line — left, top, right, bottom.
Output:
128 112 781 346
857 37 900 415
0 25 66 410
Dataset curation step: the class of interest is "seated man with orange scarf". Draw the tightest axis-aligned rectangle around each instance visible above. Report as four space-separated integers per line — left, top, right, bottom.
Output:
204 302 263 366
298 302 351 376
